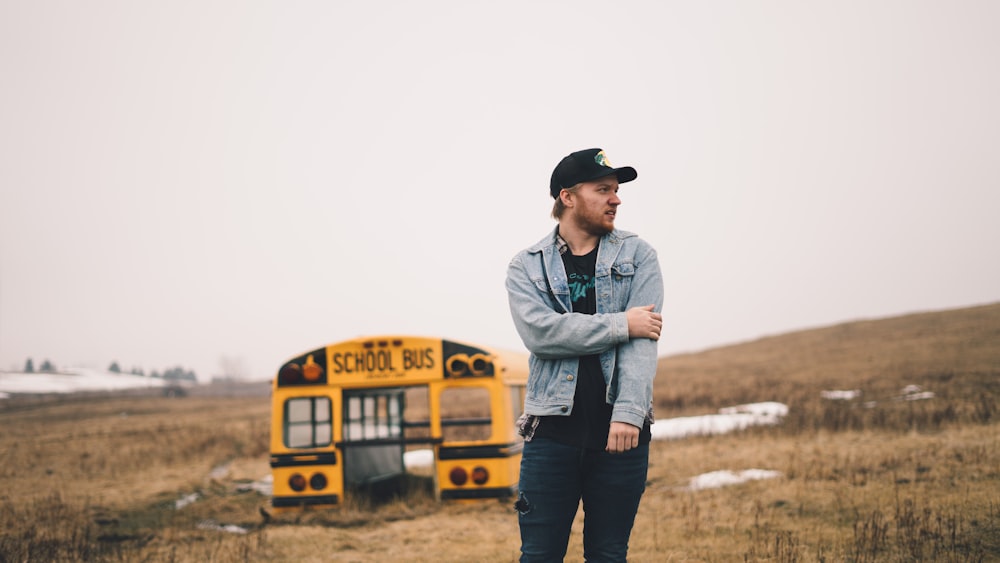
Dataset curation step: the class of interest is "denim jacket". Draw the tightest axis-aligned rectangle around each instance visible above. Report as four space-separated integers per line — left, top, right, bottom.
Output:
505 226 663 429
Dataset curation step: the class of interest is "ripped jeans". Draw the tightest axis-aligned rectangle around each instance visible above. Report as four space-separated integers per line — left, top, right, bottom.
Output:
515 438 648 563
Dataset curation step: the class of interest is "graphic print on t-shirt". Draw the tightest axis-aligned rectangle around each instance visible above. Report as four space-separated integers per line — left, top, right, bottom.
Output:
567 271 595 305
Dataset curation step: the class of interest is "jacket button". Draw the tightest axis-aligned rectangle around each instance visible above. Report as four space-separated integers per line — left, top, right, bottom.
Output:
566 374 574 381
560 406 568 413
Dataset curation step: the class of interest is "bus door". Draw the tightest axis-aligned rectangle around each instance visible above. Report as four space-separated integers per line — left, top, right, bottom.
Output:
341 388 406 487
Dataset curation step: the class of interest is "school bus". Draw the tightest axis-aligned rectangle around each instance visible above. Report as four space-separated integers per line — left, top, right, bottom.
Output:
269 335 528 511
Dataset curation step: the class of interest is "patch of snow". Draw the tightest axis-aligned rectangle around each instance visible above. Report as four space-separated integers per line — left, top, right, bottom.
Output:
651 402 787 440
719 401 788 417
175 492 200 510
236 475 273 496
685 469 782 491
898 385 934 401
197 520 248 534
821 389 861 400
0 368 170 396
209 464 230 480
404 449 434 469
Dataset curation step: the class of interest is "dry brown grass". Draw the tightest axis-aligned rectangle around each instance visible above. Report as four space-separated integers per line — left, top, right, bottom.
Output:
1 302 998 561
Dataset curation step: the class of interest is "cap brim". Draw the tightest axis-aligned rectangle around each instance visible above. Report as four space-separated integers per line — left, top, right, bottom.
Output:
583 166 637 185
614 166 637 184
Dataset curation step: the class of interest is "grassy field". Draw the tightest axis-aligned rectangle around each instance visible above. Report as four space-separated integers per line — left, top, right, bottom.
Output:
1 302 998 561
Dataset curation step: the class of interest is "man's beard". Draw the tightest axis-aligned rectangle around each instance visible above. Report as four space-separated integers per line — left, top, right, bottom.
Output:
573 208 615 236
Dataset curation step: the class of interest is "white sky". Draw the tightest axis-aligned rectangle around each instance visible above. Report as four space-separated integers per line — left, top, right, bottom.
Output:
2 1 998 381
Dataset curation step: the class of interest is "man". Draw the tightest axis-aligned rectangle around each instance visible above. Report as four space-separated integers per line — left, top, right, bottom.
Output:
505 148 664 562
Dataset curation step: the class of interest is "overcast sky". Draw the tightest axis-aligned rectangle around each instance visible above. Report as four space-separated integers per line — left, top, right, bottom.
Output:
2 1 998 381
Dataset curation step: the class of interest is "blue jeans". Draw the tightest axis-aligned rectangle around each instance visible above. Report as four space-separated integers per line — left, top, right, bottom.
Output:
516 438 649 563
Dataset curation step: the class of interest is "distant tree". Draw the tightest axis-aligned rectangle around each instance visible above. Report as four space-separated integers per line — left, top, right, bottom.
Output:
130 367 144 376
150 370 160 378
39 359 55 372
24 358 34 373
162 366 197 382
108 361 121 373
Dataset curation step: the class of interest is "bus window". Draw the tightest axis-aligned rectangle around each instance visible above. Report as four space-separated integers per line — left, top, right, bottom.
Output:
344 390 403 440
284 396 332 448
440 386 491 442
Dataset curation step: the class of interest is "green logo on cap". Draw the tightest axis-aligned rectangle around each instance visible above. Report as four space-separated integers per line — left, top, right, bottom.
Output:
595 151 611 168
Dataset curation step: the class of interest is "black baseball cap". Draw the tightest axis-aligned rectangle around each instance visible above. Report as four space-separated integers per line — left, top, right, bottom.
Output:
549 148 638 198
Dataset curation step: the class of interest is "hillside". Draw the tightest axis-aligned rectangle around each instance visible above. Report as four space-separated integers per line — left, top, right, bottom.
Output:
1 302 998 561
654 301 1000 417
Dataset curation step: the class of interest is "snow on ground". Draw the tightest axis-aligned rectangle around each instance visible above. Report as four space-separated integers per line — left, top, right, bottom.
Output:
685 469 783 491
821 385 935 404
821 389 862 400
898 385 935 401
196 520 248 534
175 493 200 510
649 401 787 441
404 448 435 469
0 368 170 395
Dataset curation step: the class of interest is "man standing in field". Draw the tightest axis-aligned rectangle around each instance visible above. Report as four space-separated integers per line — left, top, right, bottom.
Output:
505 148 664 562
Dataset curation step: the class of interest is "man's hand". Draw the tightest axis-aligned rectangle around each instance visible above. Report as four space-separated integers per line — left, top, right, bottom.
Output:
606 421 640 453
626 305 662 341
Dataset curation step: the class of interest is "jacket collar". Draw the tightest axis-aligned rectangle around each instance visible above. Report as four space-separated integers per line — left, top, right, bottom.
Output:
527 225 635 254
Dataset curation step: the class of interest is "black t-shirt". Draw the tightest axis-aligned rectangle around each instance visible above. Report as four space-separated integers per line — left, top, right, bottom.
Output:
532 243 651 450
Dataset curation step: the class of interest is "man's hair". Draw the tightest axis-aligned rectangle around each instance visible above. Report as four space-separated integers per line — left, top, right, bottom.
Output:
551 183 582 219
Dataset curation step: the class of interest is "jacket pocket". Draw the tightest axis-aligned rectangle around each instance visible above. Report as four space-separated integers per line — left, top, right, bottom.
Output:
611 261 635 307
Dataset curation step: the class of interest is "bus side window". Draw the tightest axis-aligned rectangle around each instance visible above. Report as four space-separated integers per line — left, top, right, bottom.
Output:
440 386 491 442
285 396 332 448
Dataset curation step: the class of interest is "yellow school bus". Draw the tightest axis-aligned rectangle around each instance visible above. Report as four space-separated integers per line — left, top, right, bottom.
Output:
269 335 528 511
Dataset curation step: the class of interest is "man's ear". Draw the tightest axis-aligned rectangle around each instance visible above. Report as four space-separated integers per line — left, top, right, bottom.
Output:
559 190 574 207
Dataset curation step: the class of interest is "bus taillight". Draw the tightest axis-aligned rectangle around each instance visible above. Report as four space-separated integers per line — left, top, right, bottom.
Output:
309 473 328 491
471 466 489 485
449 467 468 486
289 473 307 492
